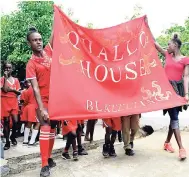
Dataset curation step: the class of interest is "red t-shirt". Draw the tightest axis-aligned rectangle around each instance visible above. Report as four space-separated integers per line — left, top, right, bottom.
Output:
1 77 20 98
164 52 189 81
20 87 36 106
26 44 52 101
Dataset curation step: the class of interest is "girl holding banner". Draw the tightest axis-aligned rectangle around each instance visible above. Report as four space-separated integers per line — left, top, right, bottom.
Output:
146 16 189 160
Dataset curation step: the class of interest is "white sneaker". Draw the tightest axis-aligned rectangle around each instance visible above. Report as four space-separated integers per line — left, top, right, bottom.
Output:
56 134 63 139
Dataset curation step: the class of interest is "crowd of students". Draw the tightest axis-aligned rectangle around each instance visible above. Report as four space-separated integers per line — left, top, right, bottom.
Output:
1 16 188 177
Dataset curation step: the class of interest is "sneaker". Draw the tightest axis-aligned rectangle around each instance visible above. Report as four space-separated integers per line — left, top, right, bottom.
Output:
164 143 175 153
62 152 71 160
179 149 187 160
125 149 135 156
56 134 63 139
109 145 117 157
40 166 50 177
73 151 78 161
23 142 28 146
102 144 109 158
28 142 38 147
130 142 134 149
48 158 56 168
4 141 10 150
78 147 88 155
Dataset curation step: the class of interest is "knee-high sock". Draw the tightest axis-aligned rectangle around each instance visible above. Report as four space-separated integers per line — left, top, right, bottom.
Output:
40 126 51 167
49 129 55 158
23 127 30 143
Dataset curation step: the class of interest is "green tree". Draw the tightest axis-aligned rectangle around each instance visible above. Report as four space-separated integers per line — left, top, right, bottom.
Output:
156 17 189 61
1 1 78 80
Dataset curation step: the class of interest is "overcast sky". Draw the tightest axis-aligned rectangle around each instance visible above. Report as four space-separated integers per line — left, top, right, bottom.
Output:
1 0 189 37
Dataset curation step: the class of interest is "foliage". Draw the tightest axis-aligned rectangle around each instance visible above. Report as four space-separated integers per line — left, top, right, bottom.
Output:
156 17 189 61
1 1 77 80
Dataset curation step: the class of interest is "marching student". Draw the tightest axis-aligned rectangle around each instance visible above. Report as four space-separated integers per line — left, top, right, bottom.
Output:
26 27 57 177
1 61 20 150
62 120 88 160
102 117 121 157
121 114 140 156
20 81 40 146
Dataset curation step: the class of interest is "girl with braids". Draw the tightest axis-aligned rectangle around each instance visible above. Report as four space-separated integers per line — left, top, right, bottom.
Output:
1 61 20 150
26 27 57 177
146 18 189 160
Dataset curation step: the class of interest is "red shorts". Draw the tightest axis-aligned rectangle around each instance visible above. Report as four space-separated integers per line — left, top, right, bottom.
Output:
20 106 27 122
103 117 121 131
22 104 38 123
1 97 18 118
62 120 78 135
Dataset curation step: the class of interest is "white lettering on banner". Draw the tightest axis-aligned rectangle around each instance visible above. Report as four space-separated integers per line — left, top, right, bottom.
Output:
126 40 137 56
80 60 156 82
113 45 124 61
140 58 147 76
81 38 93 54
109 67 122 83
85 100 148 112
80 60 92 78
94 65 108 82
125 62 137 80
97 47 108 61
86 100 93 111
68 31 80 50
139 31 148 48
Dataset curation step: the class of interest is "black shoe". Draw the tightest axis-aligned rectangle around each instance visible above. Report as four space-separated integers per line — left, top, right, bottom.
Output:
73 151 78 161
62 152 71 160
23 142 28 146
125 149 135 156
81 132 85 136
48 158 56 168
130 142 134 149
4 141 10 150
10 136 17 146
78 147 88 155
40 166 50 177
109 145 117 157
102 144 109 158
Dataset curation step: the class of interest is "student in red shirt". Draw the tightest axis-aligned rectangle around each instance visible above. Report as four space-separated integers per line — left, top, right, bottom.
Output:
20 81 40 146
146 18 189 160
102 117 121 158
26 27 57 177
1 61 20 150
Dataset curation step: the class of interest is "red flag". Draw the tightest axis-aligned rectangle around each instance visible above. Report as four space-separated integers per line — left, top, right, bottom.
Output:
49 5 186 120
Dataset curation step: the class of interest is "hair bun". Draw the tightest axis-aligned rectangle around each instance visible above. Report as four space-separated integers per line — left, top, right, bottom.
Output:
28 27 38 32
173 33 179 39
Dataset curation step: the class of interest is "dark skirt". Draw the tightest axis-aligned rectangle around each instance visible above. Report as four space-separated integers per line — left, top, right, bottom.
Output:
163 80 188 115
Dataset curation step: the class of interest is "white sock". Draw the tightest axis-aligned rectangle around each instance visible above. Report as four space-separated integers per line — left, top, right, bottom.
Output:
23 128 30 143
29 129 39 144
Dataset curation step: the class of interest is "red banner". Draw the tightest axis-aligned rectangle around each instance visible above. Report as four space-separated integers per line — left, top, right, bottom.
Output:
49 6 186 120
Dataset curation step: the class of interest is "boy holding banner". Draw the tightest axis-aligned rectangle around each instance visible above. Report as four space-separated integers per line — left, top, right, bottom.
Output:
26 27 56 177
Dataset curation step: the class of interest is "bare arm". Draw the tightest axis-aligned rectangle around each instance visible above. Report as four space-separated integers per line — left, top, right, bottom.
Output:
183 65 189 97
1 77 9 93
144 16 166 56
154 42 166 57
